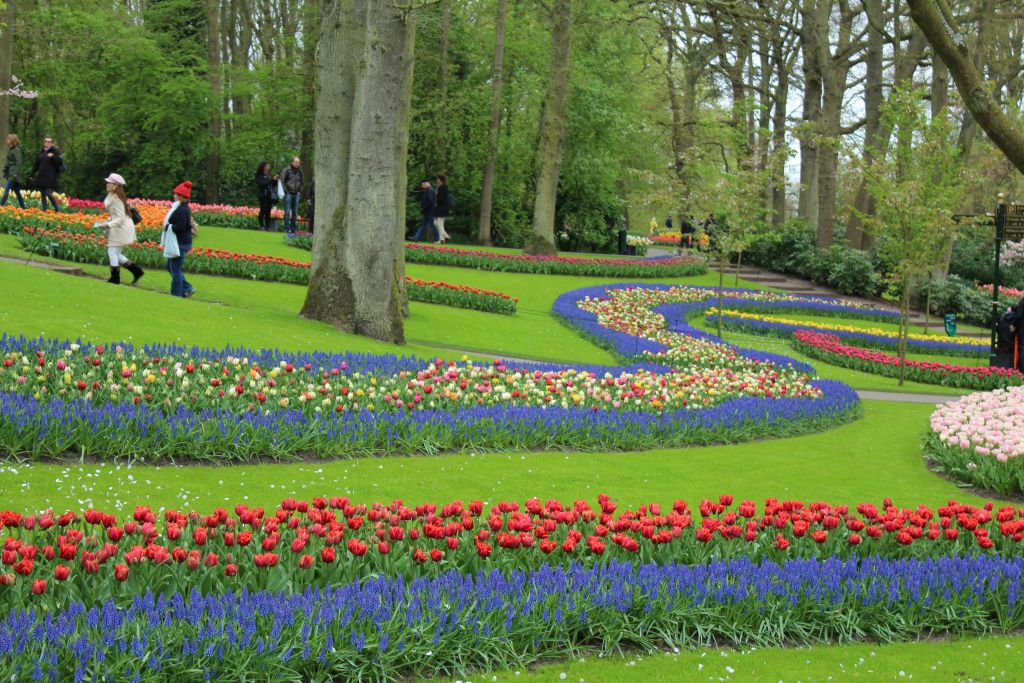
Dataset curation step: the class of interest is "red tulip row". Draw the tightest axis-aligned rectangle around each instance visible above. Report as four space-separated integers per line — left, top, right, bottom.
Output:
2 493 1021 607
792 330 1023 389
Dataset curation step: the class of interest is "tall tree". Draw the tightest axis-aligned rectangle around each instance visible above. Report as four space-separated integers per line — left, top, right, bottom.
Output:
434 0 450 173
907 0 1024 173
300 0 414 343
477 0 507 246
0 1 14 147
205 0 222 202
526 0 573 256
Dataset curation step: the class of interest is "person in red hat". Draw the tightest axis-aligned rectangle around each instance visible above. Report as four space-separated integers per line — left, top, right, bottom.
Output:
164 180 196 297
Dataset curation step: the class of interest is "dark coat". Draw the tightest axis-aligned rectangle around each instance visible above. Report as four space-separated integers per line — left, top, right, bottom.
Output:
435 184 450 218
3 146 22 182
281 166 303 194
255 171 276 202
168 203 193 251
31 146 62 189
420 185 436 217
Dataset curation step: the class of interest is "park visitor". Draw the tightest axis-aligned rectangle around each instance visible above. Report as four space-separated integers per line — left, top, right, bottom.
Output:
254 161 278 231
165 180 196 298
280 156 303 233
1 133 25 209
92 173 143 285
434 173 452 243
408 179 437 242
30 135 64 212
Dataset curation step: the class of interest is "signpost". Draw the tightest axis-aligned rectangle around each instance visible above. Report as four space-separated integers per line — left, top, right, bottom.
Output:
956 194 1019 367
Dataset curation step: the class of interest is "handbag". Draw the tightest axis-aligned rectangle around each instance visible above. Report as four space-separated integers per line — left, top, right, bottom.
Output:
161 225 180 259
129 206 143 225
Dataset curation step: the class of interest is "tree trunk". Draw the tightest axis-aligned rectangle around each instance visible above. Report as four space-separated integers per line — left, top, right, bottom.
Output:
0 0 16 147
770 44 790 228
342 1 411 342
477 0 506 246
394 10 416 317
205 0 222 203
526 0 572 256
846 0 883 250
798 0 822 227
434 0 450 173
301 0 364 327
298 0 319 204
907 0 1024 174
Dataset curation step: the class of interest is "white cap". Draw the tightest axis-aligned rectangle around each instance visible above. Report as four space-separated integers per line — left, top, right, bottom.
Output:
104 173 125 186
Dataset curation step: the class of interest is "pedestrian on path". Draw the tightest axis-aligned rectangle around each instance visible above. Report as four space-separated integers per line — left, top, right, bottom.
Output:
280 157 303 233
408 180 437 242
29 135 64 212
254 161 278 231
164 180 196 298
92 173 143 284
1 134 25 209
434 174 451 243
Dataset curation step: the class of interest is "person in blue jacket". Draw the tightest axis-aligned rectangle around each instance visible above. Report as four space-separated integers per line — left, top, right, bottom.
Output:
165 180 197 298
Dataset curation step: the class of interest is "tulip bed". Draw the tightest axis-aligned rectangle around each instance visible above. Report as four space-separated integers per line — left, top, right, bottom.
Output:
2 493 1021 611
792 330 1023 390
16 227 519 315
285 232 707 277
0 333 857 460
3 494 1024 681
66 197 301 231
706 308 989 357
927 387 1024 495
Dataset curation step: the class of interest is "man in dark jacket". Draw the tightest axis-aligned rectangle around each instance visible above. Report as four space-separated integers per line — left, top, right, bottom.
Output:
280 157 303 233
408 180 437 242
30 136 63 211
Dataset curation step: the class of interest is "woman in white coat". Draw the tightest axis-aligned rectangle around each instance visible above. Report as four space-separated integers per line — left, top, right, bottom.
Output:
93 173 143 284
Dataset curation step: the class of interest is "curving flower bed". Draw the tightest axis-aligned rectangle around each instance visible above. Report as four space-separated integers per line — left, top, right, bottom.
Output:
3 555 1022 681
927 387 1024 494
707 308 988 357
283 235 707 277
1 493 1020 611
0 333 856 460
792 330 1023 390
17 227 518 315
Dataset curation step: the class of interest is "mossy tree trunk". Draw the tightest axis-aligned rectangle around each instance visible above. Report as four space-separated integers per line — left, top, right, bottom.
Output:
301 0 412 343
526 0 572 257
477 0 506 247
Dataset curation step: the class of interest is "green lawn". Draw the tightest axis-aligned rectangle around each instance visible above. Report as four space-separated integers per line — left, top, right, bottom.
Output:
444 635 1024 682
1 222 1016 682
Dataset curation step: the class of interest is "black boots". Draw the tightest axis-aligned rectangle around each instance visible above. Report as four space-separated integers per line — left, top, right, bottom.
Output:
108 263 144 285
124 262 144 283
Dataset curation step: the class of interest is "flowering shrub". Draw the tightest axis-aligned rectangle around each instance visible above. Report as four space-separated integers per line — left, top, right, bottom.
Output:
1002 240 1024 267
708 308 988 357
625 234 652 255
2 555 1022 681
927 387 1024 494
792 330 1024 390
17 227 518 315
1 493 1021 611
979 283 1024 301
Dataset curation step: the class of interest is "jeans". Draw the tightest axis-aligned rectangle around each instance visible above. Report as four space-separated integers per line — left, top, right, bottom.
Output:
39 187 60 212
283 192 299 232
167 247 194 297
410 215 436 242
0 180 24 208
